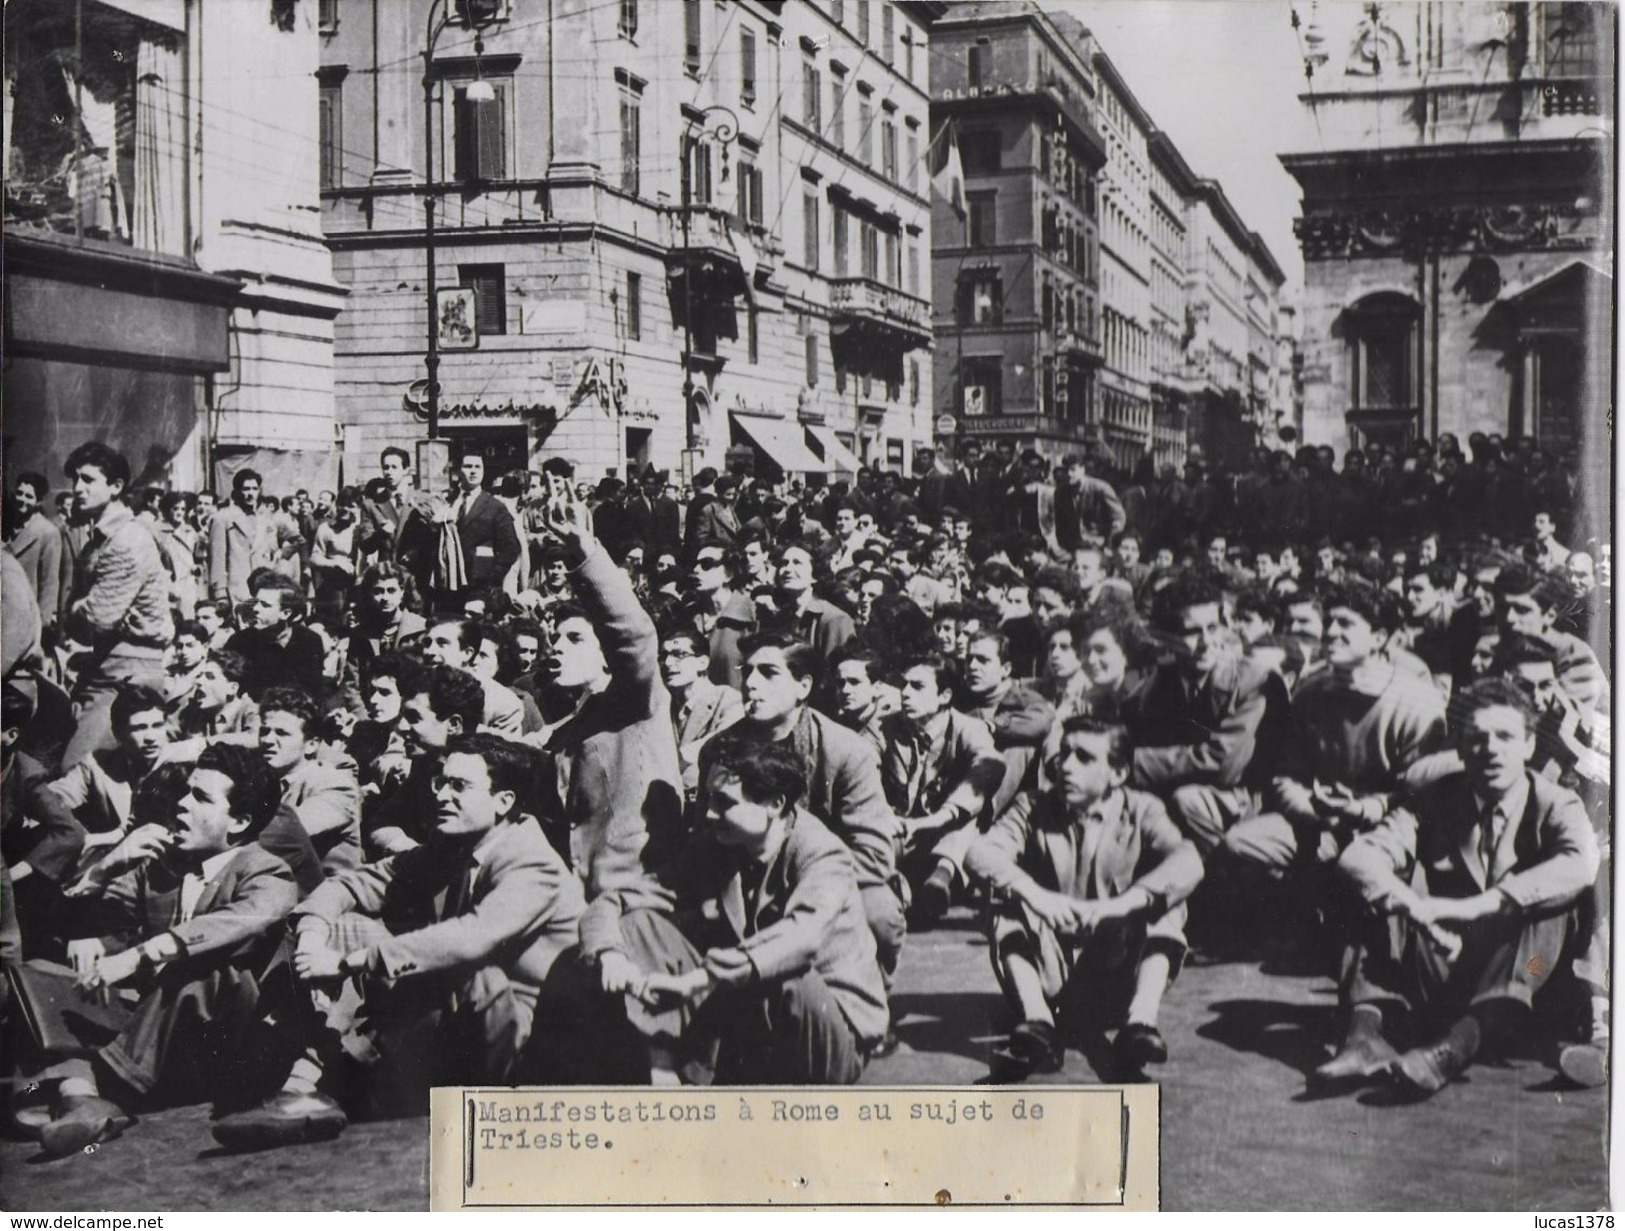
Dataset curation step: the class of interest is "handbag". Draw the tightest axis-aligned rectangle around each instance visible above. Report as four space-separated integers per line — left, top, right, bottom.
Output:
6 959 133 1055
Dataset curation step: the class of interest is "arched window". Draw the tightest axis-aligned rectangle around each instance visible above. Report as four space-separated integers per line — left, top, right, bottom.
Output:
1343 292 1421 447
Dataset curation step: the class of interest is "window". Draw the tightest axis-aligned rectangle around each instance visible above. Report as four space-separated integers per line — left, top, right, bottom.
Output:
684 0 702 74
903 27 915 82
858 98 873 165
747 304 759 364
905 241 918 296
625 271 642 341
740 29 757 105
1545 2 1599 76
682 135 714 205
737 159 764 227
619 85 641 194
960 130 1000 175
804 61 823 129
1041 274 1053 329
881 5 894 63
860 220 880 279
830 68 846 149
884 231 899 286
618 0 638 38
805 333 819 387
858 0 870 45
319 0 339 32
967 191 997 247
905 130 918 193
460 264 506 335
958 273 1001 326
909 358 921 407
803 192 820 269
832 0 844 21
881 120 897 182
968 37 990 89
453 82 507 182
1039 358 1056 416
1349 304 1418 410
833 205 850 275
319 85 342 190
961 359 1002 416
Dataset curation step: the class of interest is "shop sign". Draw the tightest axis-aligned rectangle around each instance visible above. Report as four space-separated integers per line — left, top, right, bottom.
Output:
402 379 559 423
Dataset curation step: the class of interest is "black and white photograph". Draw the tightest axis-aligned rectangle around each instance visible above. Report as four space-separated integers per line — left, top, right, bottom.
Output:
0 0 1614 1213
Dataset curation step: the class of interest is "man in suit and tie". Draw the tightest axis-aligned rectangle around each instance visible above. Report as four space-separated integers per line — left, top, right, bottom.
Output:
359 446 436 594
660 626 743 794
208 469 304 607
24 743 300 1157
580 737 888 1084
440 453 520 610
967 715 1204 1078
1317 679 1599 1096
211 733 587 1148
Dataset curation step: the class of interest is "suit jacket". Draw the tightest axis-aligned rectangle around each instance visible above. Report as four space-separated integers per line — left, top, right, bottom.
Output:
705 707 901 890
968 786 1203 919
1340 771 1599 916
282 758 362 872
791 595 856 665
95 843 298 963
579 808 888 1045
2 750 86 885
296 817 586 989
879 709 1004 822
673 678 744 792
8 511 65 624
209 505 301 604
455 490 521 592
694 499 742 549
533 546 684 896
1126 654 1293 793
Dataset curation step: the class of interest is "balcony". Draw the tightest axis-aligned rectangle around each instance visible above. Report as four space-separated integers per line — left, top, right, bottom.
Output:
829 276 932 350
666 205 751 300
1055 329 1103 365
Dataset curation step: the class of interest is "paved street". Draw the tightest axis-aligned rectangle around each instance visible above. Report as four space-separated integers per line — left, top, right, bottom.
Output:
2 909 1607 1212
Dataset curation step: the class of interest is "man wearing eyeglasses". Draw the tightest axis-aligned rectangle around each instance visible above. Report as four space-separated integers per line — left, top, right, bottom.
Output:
211 732 586 1149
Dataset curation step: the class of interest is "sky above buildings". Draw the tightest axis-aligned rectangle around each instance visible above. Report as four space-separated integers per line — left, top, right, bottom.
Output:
1043 0 1317 289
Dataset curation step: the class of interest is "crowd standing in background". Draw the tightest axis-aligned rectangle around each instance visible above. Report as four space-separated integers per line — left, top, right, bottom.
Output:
0 429 1610 1156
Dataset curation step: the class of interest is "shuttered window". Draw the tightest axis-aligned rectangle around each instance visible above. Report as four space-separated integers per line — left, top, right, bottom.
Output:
453 83 506 182
459 264 506 335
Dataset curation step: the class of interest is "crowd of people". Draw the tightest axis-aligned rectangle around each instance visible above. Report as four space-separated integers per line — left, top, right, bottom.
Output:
0 428 1611 1159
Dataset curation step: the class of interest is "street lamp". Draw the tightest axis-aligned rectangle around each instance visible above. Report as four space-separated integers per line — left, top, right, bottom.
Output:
678 104 739 478
422 0 502 444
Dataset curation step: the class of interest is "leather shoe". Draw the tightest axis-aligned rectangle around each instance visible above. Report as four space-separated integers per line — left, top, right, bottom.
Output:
211 1090 347 1151
38 1094 132 1159
1006 1020 1064 1074
1558 1042 1608 1090
1389 1036 1471 1095
1115 1022 1169 1068
911 868 954 927
1312 1033 1399 1085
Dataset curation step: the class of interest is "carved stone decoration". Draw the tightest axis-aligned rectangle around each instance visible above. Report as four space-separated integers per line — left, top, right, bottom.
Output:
1297 203 1588 259
1345 2 1409 77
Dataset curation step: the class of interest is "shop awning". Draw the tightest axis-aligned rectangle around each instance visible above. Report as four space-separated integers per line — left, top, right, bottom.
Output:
732 413 829 474
804 424 862 474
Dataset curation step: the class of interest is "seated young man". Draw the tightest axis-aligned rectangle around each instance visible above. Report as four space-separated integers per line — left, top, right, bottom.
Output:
363 662 486 856
661 626 743 795
578 737 888 1085
966 716 1203 1077
171 649 259 747
1318 680 1599 1097
257 685 362 873
879 654 1005 923
222 573 326 700
23 744 300 1157
212 733 586 1148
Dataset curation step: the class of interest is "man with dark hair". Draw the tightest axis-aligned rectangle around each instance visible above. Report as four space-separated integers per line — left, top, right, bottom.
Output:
580 736 888 1084
214 732 587 1147
1397 559 1461 692
172 650 259 746
26 743 299 1156
770 542 855 663
359 446 435 592
441 452 520 609
422 616 526 735
880 654 1005 923
1055 453 1127 551
693 474 742 549
1495 563 1608 716
1318 680 1598 1096
365 662 486 856
209 468 303 606
347 561 426 672
829 645 892 759
59 443 175 767
967 715 1203 1077
223 573 325 699
258 686 361 872
662 626 743 794
6 469 67 628
1127 574 1292 858
705 632 905 1002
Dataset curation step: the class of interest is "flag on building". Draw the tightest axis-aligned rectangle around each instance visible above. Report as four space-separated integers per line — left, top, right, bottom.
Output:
930 120 965 218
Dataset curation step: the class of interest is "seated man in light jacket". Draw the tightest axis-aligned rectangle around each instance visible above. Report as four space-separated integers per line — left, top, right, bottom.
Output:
211 733 586 1148
579 736 888 1085
966 714 1203 1079
1316 678 1599 1098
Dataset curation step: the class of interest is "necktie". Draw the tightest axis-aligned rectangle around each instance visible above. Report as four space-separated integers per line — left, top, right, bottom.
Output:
1478 803 1504 884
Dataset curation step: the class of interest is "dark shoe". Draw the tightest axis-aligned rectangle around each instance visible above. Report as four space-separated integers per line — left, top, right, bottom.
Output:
211 1090 347 1151
1558 1042 1608 1089
1313 1032 1400 1086
912 867 954 926
38 1094 132 1159
1389 1036 1471 1096
1005 1020 1064 1075
1114 1022 1169 1068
